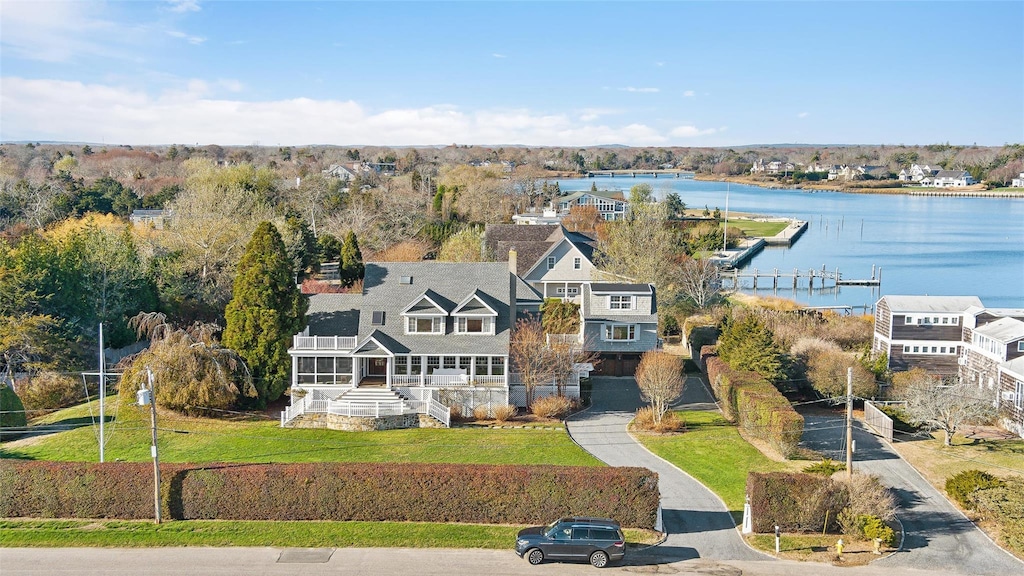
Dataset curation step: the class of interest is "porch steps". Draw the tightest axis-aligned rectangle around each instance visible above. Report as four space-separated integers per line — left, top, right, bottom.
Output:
336 387 413 410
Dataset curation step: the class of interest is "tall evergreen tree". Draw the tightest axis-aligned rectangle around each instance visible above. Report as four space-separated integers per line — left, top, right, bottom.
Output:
717 315 785 383
223 222 307 406
340 231 364 287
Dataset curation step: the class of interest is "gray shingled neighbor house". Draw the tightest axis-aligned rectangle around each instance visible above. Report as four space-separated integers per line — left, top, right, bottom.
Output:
281 261 570 430
485 224 659 376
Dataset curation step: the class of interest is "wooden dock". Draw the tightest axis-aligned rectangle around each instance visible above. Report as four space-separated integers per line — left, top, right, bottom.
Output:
587 169 695 178
722 264 881 290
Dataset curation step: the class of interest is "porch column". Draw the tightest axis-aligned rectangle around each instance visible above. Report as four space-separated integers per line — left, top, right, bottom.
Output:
419 355 426 387
470 356 477 382
291 355 298 389
386 358 392 389
353 359 361 388
564 282 569 300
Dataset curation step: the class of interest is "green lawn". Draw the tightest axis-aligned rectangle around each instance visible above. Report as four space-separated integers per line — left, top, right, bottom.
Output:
635 411 796 522
721 219 788 238
0 519 659 549
1 398 600 466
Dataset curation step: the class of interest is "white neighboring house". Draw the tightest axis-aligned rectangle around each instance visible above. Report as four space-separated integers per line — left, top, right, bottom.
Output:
322 164 357 181
920 170 976 187
750 159 796 175
898 164 940 182
1010 172 1024 187
129 209 172 229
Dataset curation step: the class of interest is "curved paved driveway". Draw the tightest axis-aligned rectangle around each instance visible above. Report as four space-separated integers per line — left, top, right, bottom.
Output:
566 376 768 563
801 412 1024 575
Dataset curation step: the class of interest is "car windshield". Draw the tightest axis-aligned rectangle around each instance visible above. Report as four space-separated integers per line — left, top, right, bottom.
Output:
544 520 560 533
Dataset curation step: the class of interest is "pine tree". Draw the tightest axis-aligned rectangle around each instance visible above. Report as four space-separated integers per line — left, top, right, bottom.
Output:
717 315 785 383
340 231 364 287
223 222 308 407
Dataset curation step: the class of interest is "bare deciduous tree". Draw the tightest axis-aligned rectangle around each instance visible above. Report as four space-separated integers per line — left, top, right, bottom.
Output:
903 378 995 446
635 351 684 424
509 318 555 407
677 256 722 309
548 336 599 397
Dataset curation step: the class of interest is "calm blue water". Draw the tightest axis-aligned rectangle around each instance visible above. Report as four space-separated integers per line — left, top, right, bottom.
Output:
555 177 1024 309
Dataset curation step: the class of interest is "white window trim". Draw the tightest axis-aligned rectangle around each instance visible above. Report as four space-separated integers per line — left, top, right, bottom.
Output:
573 257 581 270
604 323 637 342
1016 380 1023 410
547 256 556 270
609 295 634 310
406 316 444 335
455 316 494 335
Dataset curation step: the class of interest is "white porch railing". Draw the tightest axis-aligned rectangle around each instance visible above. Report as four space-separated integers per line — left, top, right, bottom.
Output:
292 335 358 350
427 395 451 427
329 401 407 417
389 374 508 387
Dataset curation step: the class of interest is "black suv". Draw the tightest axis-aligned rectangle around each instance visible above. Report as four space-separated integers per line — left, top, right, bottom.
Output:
515 517 625 568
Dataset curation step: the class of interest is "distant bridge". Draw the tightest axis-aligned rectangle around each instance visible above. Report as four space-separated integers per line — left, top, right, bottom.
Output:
586 169 695 178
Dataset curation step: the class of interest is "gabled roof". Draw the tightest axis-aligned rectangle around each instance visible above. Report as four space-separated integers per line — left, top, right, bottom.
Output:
558 190 627 204
1001 356 1024 379
401 289 453 316
485 224 598 277
934 170 971 179
453 290 499 316
975 317 1024 343
879 295 983 313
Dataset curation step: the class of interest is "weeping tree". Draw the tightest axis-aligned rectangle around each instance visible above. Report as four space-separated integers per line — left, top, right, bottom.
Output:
119 312 255 416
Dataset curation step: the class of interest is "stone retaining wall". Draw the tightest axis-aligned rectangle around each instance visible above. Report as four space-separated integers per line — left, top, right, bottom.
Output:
289 412 445 431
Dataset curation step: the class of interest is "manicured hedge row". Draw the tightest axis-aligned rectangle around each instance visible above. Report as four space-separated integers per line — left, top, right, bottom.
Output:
0 461 659 528
704 354 803 456
747 472 846 533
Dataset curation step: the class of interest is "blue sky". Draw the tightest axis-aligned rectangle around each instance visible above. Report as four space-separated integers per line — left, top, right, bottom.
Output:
2 0 1022 146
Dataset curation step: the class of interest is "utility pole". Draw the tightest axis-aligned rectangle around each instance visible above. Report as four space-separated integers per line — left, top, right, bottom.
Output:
145 368 162 524
846 366 854 480
722 183 730 252
98 323 105 463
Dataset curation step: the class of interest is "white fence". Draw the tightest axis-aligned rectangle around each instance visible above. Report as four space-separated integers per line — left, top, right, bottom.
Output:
509 385 581 408
328 401 407 418
391 374 507 387
864 400 897 442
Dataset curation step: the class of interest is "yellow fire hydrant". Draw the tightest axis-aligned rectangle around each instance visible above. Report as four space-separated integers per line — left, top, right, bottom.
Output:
836 538 844 560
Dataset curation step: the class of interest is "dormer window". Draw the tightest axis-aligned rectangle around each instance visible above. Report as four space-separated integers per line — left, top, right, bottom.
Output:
609 295 633 310
547 256 556 270
452 291 498 335
407 317 443 334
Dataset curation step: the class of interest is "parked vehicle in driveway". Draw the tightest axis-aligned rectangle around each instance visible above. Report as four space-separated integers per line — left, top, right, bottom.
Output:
515 517 625 568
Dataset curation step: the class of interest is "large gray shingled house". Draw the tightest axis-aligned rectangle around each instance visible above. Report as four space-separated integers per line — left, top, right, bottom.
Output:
281 261 550 430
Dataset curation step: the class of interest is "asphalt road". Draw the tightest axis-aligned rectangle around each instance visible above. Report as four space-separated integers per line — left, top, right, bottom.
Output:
565 375 768 563
0 547 976 576
800 412 1024 576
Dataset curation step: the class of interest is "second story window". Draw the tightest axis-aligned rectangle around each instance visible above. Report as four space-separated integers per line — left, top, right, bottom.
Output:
407 317 443 334
456 317 492 334
573 257 581 270
547 256 556 270
609 295 633 310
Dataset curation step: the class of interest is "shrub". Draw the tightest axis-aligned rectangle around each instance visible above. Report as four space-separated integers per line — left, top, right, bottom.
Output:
747 472 848 533
530 395 574 419
803 458 845 477
0 461 660 528
472 405 491 420
945 469 1004 508
972 477 1024 554
448 404 464 422
14 372 83 411
492 404 517 423
0 383 27 431
838 473 897 522
862 515 896 546
806 348 877 399
877 404 917 432
633 407 685 433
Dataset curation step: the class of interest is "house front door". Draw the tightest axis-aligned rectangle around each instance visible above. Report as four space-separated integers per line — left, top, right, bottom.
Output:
368 358 387 376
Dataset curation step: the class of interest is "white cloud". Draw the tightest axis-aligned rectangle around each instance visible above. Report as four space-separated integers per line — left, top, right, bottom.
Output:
492 53 507 59
683 90 696 97
578 108 622 122
0 78 684 146
0 1 124 62
798 112 809 118
669 125 721 138
167 0 201 13
620 87 660 93
655 62 665 67
167 30 206 45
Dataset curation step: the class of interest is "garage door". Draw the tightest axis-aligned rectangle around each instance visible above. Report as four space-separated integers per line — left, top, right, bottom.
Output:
595 353 640 377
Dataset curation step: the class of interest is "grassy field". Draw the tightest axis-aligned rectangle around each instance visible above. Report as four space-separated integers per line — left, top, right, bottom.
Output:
721 219 788 238
0 519 660 548
889 431 1024 485
634 411 799 522
1 398 600 466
